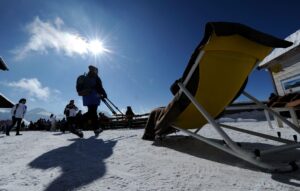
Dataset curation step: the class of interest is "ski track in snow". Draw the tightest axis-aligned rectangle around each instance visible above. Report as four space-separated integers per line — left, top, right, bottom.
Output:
0 121 300 191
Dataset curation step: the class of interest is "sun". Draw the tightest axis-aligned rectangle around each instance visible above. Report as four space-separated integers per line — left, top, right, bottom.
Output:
88 39 107 55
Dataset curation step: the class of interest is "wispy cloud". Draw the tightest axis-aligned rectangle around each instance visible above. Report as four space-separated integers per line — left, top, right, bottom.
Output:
6 78 50 100
14 17 110 59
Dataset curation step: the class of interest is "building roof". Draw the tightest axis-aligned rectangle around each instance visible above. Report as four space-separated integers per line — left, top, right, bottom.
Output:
258 29 300 69
0 57 9 71
0 93 14 108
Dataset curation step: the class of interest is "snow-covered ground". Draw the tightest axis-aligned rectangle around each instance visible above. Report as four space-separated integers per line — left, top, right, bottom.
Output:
1 121 300 191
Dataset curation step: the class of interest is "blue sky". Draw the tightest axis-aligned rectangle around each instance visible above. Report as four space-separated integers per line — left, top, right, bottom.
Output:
0 0 299 115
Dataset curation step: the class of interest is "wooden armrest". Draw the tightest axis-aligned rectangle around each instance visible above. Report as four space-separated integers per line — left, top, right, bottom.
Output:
287 99 300 108
270 101 288 107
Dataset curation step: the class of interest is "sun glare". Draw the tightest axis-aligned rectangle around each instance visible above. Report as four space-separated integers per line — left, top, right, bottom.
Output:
88 39 106 55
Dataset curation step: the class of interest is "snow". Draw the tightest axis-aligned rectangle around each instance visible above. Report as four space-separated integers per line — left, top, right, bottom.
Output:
1 121 300 191
259 29 300 67
218 117 258 123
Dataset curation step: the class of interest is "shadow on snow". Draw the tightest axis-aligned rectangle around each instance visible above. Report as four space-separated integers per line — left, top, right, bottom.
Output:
29 136 117 191
153 135 300 187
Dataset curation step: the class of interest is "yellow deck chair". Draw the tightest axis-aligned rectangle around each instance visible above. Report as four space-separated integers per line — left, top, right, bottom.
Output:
154 22 300 172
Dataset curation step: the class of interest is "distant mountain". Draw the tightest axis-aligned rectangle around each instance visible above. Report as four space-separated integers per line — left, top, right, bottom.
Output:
220 110 273 122
27 108 51 115
0 108 54 122
26 108 53 122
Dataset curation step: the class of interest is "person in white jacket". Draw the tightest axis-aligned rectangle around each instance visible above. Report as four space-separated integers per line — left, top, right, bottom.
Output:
64 100 83 138
49 114 56 131
6 98 27 136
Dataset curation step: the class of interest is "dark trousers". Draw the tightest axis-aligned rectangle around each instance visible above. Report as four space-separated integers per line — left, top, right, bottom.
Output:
7 117 22 134
85 105 100 131
66 117 82 136
67 117 76 131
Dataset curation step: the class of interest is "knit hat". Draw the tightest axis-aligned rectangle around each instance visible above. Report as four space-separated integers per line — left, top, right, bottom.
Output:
88 65 98 72
19 98 26 103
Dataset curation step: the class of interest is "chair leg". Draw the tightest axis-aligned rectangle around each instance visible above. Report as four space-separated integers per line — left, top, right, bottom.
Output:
219 124 294 144
175 83 300 172
275 114 284 128
177 82 248 156
289 108 299 128
264 109 273 129
242 91 300 134
172 125 297 172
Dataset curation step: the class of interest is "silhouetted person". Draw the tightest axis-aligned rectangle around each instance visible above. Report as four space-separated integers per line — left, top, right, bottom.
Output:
64 100 83 138
6 98 27 136
82 65 107 136
50 114 56 131
125 106 135 127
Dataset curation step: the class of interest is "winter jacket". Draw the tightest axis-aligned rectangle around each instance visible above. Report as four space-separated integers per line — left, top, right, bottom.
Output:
82 73 107 106
64 104 78 117
11 103 27 118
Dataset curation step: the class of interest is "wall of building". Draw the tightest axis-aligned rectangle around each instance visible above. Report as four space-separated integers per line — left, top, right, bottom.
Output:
272 54 300 96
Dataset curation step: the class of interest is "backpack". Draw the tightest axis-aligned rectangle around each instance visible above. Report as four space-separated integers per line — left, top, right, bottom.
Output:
76 73 92 96
13 104 19 116
64 108 70 117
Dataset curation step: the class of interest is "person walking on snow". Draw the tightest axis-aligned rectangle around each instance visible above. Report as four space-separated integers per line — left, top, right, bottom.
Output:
64 100 83 138
82 65 107 137
49 114 56 131
6 98 27 136
125 106 135 127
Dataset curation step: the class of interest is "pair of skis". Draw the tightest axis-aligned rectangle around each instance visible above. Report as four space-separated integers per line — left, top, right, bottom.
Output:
102 98 123 116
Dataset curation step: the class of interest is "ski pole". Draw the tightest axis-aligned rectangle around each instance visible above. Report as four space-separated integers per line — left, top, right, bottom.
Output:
103 99 117 115
102 99 117 115
105 98 124 115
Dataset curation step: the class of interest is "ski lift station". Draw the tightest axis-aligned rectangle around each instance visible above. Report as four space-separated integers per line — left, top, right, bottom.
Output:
259 29 300 96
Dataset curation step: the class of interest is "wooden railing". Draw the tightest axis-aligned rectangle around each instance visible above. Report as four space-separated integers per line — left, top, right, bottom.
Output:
100 113 150 129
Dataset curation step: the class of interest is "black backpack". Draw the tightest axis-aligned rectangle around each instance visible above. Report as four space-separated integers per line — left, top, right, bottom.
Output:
13 104 19 116
76 73 92 96
64 108 70 117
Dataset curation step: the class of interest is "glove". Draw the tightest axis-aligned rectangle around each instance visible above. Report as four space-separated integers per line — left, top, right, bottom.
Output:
101 94 107 99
